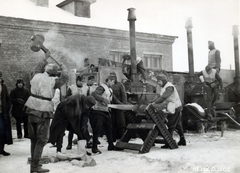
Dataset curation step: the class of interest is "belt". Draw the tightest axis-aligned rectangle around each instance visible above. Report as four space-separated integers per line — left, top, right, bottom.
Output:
31 94 52 101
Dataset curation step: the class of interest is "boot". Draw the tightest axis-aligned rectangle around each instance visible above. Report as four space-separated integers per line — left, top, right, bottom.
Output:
178 137 186 146
92 147 101 154
107 144 115 151
31 166 49 173
108 145 123 151
86 140 93 149
92 143 101 154
0 144 10 156
0 150 10 156
30 159 49 173
206 108 214 121
161 144 169 149
106 132 115 151
97 139 101 145
66 143 72 150
206 102 215 121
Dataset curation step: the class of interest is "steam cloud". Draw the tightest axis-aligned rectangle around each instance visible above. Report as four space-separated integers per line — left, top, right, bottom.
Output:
41 26 86 70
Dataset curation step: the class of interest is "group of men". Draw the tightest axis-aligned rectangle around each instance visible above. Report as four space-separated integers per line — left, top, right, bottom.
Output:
0 40 222 172
49 72 127 155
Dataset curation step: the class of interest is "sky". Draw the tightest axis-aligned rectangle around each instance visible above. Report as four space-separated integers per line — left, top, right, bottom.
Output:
90 0 240 72
0 0 239 72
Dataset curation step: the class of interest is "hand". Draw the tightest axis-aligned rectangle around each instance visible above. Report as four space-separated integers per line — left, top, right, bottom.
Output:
81 127 86 134
102 98 110 105
45 51 51 59
60 63 67 71
17 98 25 104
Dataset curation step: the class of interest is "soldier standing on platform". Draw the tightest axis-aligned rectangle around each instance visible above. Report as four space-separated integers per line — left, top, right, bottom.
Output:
207 41 221 73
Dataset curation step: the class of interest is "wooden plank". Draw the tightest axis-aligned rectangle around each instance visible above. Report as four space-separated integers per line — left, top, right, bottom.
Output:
27 156 50 164
115 142 142 151
127 123 155 130
154 138 165 144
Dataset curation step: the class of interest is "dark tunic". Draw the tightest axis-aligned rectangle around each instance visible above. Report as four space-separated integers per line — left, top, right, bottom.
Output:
49 94 87 145
10 86 30 117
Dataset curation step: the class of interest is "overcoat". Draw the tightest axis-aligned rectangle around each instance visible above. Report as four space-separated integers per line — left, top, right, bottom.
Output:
49 94 87 144
10 86 30 117
0 81 13 145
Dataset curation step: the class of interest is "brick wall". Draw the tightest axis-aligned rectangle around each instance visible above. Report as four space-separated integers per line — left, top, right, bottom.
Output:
0 16 176 91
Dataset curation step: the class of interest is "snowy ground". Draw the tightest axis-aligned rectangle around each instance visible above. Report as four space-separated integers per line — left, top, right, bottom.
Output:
1 129 240 173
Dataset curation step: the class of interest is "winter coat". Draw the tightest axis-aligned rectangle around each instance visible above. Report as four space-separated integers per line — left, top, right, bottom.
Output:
112 81 127 104
49 94 87 145
10 86 30 117
0 81 13 145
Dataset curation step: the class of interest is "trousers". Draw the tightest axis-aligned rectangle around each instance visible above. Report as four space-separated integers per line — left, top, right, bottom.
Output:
14 115 28 138
28 114 50 160
89 110 114 149
167 108 184 137
111 109 126 141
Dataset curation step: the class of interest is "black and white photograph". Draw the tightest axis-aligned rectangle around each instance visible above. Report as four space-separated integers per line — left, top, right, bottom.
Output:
0 0 239 172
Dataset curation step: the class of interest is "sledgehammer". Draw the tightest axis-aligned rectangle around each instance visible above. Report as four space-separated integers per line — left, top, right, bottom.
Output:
30 34 62 67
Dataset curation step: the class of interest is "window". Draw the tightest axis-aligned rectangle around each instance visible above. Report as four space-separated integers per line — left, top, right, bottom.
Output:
143 54 162 69
109 51 129 63
109 51 162 69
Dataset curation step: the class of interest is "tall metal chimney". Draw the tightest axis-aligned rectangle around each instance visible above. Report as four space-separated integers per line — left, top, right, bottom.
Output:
185 18 194 78
127 8 137 82
233 25 240 83
228 25 240 102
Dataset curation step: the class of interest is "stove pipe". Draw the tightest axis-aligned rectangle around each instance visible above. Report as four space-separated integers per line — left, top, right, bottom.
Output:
185 18 194 78
127 8 137 82
233 25 240 83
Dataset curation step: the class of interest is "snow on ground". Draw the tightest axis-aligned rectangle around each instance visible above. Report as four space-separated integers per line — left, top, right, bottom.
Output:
1 129 240 173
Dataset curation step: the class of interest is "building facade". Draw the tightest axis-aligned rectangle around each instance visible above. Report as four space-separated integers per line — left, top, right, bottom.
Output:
0 16 176 91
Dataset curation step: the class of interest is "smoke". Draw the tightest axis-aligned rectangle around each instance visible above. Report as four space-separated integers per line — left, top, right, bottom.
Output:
41 26 86 70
